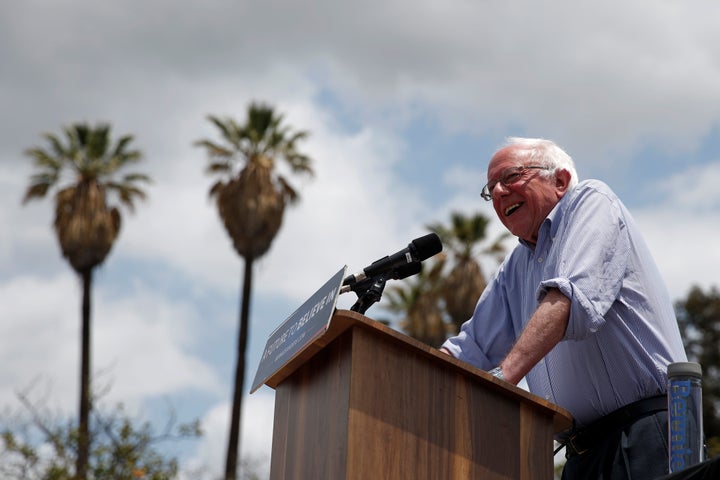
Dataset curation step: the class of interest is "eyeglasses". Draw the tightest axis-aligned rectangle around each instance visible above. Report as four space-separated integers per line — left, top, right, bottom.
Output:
480 165 551 201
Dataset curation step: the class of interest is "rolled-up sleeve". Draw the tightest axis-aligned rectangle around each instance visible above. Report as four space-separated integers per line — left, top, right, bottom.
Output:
442 266 517 370
537 185 630 340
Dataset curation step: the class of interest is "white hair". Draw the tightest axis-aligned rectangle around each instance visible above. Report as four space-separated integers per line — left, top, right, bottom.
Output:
502 137 579 190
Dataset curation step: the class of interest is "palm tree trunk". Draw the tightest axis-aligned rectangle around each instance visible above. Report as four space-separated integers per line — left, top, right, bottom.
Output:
225 256 254 480
76 268 93 480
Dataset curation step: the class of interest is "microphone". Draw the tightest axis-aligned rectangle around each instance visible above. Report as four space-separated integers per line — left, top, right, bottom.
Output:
340 260 422 294
342 233 442 287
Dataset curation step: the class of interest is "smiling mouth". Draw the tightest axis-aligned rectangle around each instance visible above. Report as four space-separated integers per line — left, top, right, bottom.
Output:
505 203 522 216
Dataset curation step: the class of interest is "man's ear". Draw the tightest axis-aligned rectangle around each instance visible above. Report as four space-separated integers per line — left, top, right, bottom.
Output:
555 169 572 195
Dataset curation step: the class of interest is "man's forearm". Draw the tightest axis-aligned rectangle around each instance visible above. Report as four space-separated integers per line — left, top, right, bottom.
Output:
499 288 570 384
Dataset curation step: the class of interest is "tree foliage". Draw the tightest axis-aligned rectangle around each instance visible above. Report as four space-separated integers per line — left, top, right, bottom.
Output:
382 212 508 346
195 104 313 260
428 212 509 332
23 123 150 274
382 252 452 346
0 391 201 480
675 285 720 458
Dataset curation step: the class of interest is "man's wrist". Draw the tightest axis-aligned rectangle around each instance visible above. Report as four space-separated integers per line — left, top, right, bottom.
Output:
489 366 505 380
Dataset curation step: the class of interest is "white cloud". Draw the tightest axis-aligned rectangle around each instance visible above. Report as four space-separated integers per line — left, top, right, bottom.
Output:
254 115 431 302
635 161 720 300
0 274 78 407
0 270 222 410
4 0 720 165
646 161 720 212
640 210 720 301
93 285 223 403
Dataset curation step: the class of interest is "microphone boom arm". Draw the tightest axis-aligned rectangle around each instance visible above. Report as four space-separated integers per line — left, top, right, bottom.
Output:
349 273 389 315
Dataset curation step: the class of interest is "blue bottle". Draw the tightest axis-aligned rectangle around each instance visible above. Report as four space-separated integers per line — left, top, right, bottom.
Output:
667 361 704 473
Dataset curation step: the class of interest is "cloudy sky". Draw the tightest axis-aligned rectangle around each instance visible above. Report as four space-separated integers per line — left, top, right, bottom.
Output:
2 0 720 477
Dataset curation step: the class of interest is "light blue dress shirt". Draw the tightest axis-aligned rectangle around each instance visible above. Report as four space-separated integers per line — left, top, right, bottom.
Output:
442 179 687 429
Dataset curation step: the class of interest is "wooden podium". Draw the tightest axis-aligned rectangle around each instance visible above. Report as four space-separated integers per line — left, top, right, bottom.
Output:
260 309 572 480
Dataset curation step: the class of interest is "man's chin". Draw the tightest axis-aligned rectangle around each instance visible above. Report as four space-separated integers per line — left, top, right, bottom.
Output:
502 221 521 238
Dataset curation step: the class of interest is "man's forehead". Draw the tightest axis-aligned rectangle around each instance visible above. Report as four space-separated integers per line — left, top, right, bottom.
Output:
488 146 522 172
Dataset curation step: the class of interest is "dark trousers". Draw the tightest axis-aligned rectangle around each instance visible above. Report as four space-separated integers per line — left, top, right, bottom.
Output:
562 411 669 480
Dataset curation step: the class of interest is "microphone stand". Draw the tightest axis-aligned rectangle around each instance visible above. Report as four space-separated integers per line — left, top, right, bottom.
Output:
350 273 388 315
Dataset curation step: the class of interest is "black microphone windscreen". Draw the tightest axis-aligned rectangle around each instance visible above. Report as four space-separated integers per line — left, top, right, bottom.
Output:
411 233 443 261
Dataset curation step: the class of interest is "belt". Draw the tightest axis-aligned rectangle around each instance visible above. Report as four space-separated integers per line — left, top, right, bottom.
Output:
564 395 667 457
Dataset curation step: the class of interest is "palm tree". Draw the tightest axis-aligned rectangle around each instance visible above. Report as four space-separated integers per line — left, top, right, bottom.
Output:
429 212 509 332
382 254 452 346
22 122 150 480
194 102 313 480
384 212 509 346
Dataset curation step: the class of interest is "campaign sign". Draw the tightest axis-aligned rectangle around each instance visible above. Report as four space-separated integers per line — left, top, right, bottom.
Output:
250 266 347 393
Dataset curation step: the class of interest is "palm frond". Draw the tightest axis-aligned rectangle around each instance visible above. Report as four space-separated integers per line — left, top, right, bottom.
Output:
86 124 111 160
24 148 63 171
22 183 52 203
194 140 233 157
121 173 151 184
22 122 150 221
206 115 241 150
43 132 68 158
112 135 135 157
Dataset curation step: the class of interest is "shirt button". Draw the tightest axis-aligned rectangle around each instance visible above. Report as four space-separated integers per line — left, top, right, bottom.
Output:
537 257 543 263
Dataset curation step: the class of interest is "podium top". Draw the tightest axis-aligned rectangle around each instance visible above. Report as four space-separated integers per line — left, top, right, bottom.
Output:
262 308 573 433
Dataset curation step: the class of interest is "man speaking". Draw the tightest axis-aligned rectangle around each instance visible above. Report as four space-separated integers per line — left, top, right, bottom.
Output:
440 137 687 479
